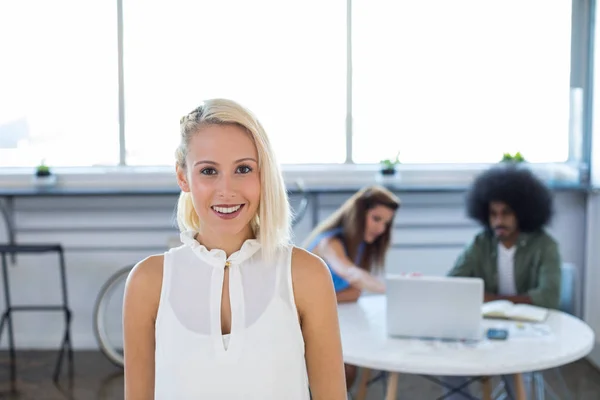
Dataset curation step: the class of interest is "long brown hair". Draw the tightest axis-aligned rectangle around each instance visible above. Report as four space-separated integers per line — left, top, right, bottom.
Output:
303 185 400 273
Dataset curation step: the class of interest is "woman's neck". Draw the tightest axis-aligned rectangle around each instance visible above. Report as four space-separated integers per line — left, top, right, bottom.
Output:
195 226 255 258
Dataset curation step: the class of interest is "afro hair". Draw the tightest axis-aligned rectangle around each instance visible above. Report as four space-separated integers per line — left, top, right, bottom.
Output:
465 164 554 232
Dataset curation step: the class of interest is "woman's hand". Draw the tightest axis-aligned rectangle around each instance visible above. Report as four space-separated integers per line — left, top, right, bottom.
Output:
345 267 386 293
315 237 387 293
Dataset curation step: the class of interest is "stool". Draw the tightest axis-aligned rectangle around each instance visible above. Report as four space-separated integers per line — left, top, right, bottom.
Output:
0 244 73 383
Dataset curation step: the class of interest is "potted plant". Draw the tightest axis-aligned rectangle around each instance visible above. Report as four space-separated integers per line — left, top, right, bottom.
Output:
500 152 526 164
33 159 57 187
380 152 401 175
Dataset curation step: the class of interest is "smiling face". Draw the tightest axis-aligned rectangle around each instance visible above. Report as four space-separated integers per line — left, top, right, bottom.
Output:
363 204 396 244
176 124 261 242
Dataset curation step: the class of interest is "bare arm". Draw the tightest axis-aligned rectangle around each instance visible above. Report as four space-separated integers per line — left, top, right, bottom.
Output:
316 237 385 293
336 286 362 303
292 247 347 399
123 255 163 400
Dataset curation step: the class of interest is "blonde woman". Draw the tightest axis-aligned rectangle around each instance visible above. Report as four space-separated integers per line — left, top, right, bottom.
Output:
123 99 346 399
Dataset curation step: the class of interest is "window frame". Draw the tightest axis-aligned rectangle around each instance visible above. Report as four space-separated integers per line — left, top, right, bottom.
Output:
0 162 585 190
115 0 593 177
0 0 593 189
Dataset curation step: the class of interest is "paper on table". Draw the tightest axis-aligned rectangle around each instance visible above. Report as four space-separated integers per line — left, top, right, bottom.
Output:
482 300 548 322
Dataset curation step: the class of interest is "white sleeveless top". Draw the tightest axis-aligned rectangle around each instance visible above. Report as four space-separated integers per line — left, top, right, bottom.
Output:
154 231 310 399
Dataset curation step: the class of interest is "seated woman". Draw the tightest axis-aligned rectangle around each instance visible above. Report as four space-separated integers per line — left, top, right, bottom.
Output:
303 185 400 388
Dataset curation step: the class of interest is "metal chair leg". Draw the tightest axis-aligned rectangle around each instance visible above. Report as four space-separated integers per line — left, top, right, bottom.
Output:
0 252 17 383
531 372 544 400
551 367 572 400
0 248 74 384
53 249 74 382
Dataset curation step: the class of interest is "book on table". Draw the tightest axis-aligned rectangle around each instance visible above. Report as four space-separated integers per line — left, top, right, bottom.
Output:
482 300 548 322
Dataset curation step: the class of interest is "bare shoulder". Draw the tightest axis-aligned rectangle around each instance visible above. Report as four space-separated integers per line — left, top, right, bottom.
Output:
316 235 344 253
127 254 164 287
291 247 336 317
124 254 164 319
291 246 332 283
315 236 350 265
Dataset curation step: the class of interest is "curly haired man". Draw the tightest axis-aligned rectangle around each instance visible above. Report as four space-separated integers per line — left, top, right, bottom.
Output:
443 164 562 399
450 164 561 308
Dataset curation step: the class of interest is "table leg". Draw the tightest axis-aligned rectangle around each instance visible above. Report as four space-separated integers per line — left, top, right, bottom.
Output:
513 374 527 400
385 372 399 400
481 376 492 400
355 368 371 400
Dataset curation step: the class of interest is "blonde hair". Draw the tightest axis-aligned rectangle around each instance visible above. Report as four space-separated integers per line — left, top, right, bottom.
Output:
303 185 400 272
176 99 291 258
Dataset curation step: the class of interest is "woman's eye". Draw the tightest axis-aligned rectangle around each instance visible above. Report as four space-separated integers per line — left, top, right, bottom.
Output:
237 165 252 174
200 168 217 175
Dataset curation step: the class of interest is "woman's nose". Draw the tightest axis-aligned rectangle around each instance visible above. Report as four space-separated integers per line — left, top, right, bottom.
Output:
216 174 237 198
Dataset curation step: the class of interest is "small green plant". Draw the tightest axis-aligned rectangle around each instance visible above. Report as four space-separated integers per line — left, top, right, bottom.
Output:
501 152 526 163
380 152 401 175
35 160 51 177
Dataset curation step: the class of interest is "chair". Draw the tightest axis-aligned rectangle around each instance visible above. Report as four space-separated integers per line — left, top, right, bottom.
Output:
558 263 576 315
0 244 74 383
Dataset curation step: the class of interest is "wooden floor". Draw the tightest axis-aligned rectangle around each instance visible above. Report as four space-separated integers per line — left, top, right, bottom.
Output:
0 351 599 399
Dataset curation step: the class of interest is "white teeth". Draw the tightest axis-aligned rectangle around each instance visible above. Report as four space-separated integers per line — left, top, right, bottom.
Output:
212 205 242 214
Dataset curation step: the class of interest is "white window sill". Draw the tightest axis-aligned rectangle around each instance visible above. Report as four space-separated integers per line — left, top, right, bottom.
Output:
0 163 584 191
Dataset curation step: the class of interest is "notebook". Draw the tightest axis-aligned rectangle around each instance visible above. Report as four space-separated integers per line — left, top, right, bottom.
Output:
482 300 549 322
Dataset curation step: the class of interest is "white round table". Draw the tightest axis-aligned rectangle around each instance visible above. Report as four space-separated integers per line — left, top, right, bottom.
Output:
338 295 595 400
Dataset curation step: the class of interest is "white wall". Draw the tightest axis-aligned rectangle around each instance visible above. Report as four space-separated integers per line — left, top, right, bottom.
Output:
0 190 587 350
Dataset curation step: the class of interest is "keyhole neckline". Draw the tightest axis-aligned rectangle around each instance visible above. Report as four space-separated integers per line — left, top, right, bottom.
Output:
179 230 261 268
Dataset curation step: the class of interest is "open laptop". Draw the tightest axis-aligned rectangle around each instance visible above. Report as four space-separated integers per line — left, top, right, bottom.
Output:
385 274 484 341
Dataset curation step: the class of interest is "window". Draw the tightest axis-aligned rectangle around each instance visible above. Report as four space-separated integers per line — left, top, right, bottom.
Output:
0 1 119 168
0 0 584 173
123 0 347 166
352 0 573 164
